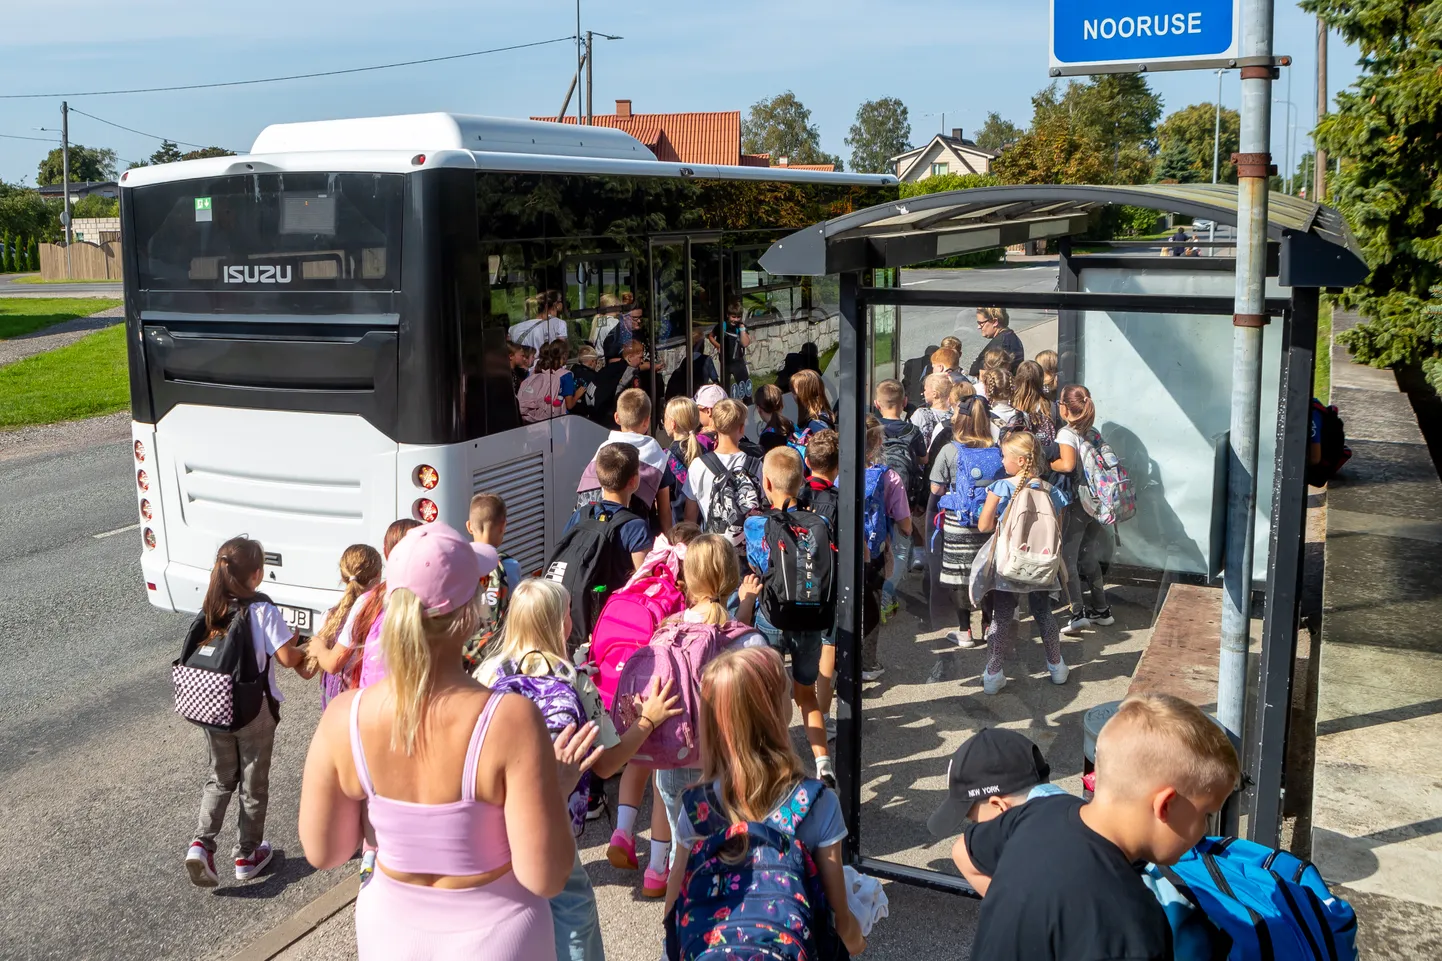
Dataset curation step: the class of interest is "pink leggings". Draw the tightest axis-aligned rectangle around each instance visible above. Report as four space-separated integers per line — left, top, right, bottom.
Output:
356 869 556 961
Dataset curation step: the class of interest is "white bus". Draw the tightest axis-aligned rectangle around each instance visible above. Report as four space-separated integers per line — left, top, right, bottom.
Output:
121 113 895 632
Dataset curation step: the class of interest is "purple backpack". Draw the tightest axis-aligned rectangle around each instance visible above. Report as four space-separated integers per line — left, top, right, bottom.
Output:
610 620 757 770
489 653 591 836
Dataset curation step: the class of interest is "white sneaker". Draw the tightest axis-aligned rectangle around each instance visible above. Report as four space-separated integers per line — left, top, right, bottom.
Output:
185 841 218 888
1048 659 1070 685
234 841 273 881
1060 615 1091 635
1087 607 1116 626
948 629 980 649
982 668 1007 695
861 666 886 682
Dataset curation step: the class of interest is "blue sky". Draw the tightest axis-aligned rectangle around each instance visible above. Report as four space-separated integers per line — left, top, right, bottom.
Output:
0 0 1355 184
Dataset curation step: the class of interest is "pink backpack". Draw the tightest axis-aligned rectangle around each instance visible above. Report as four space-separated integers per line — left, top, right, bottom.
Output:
610 619 755 769
589 567 686 710
518 368 566 423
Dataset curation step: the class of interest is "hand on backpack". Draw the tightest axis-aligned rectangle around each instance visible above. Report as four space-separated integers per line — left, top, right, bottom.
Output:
552 720 603 794
739 574 763 604
639 678 683 731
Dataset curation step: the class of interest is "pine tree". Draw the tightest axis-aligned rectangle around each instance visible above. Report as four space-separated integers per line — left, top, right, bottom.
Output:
1 231 13 272
27 235 39 271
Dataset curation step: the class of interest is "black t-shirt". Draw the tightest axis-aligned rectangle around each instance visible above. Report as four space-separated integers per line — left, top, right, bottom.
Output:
587 360 639 427
969 328 1026 376
964 795 1173 961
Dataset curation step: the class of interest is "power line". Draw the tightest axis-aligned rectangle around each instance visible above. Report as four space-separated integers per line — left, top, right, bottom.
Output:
0 37 576 99
68 107 229 152
0 132 60 143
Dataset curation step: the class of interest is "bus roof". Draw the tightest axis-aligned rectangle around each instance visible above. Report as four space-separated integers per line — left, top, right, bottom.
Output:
119 113 896 189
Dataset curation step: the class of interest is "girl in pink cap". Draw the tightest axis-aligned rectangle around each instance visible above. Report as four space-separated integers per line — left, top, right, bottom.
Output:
300 522 600 961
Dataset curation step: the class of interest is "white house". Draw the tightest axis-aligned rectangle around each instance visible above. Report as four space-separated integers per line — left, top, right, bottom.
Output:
890 129 999 182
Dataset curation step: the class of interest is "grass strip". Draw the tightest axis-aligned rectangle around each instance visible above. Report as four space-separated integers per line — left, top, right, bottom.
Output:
0 297 121 339
0 324 128 428
1315 298 1333 403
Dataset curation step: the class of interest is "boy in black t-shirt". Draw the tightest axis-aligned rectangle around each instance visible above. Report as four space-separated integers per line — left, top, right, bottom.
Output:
952 693 1239 961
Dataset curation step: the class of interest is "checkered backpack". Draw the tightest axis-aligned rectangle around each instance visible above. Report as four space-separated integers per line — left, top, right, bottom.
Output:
172 594 275 732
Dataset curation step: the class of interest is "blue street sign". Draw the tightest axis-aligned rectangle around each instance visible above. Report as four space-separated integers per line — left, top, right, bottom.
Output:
1050 0 1240 73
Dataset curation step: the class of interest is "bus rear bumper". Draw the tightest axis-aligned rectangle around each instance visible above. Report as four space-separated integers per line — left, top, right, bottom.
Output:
145 558 342 632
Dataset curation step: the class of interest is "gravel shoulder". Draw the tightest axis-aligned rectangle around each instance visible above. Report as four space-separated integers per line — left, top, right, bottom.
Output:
0 306 124 367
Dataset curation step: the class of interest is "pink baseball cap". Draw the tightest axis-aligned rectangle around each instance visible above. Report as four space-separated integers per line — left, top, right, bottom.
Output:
385 523 497 616
694 384 728 408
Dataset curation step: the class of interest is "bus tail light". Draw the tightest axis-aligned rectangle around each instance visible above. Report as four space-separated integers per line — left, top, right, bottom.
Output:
143 528 157 549
415 465 440 490
137 469 150 492
134 440 146 462
411 154 426 166
413 498 439 523
139 498 153 520
146 581 156 591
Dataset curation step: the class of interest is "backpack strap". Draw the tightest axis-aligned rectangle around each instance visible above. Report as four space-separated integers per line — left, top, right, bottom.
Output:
697 448 727 480
765 777 825 837
682 782 730 839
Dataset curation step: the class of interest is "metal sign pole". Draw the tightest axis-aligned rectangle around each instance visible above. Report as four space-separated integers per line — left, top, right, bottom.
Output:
1218 0 1275 802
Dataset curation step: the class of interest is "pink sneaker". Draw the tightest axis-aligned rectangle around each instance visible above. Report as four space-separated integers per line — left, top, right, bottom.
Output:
234 841 273 881
642 862 669 898
185 841 218 888
606 830 638 871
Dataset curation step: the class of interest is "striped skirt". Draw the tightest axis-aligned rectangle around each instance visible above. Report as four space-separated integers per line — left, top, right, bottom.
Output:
940 512 989 587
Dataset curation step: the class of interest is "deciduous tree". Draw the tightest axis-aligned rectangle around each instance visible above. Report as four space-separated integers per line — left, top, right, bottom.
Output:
845 97 911 174
36 145 117 186
993 77 1160 186
1156 103 1241 184
742 91 844 171
974 112 1024 152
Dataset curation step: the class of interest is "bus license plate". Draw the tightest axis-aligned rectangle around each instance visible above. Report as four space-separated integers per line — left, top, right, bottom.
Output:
278 605 313 633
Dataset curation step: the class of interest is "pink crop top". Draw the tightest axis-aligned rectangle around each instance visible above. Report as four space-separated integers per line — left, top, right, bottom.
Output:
349 689 512 876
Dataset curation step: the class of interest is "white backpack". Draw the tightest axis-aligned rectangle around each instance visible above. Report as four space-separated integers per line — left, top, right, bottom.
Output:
994 480 1062 588
518 368 566 423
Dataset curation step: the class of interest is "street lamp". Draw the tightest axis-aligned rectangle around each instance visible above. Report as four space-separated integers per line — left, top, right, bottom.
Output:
1213 69 1229 185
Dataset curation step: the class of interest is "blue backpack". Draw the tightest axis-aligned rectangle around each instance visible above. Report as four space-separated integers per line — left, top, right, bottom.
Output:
1147 837 1358 961
862 464 893 557
488 654 591 838
937 443 1004 528
665 778 843 961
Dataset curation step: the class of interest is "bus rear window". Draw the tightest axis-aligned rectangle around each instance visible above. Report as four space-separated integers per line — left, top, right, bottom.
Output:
131 173 404 291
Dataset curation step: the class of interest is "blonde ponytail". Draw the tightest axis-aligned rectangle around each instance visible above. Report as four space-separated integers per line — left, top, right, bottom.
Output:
666 396 705 466
382 586 483 754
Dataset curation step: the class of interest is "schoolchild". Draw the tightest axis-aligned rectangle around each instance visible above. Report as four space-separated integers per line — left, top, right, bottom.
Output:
518 340 582 420
1051 385 1115 634
569 345 603 420
563 442 655 576
874 378 929 581
910 372 954 447
334 518 422 693
929 394 1006 649
183 536 307 887
472 578 681 961
797 428 842 732
974 431 1070 694
1013 359 1057 447
930 345 969 387
582 387 670 531
926 728 1069 845
952 693 1239 961
662 645 867 959
588 339 648 429
607 534 755 897
791 368 837 434
974 347 1011 401
308 543 383 704
980 367 1023 440
694 383 727 439
682 398 763 537
749 382 795 452
860 415 913 680
1035 349 1061 403
462 493 522 669
512 344 537 391
741 447 837 787
662 396 708 527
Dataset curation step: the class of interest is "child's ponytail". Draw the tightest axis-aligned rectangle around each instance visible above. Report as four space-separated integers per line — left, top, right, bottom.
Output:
203 537 264 640
313 544 383 651
1003 431 1043 489
666 396 705 467
1058 384 1096 434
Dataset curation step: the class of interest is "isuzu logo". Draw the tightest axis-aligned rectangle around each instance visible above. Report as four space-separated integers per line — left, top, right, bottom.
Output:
223 265 293 284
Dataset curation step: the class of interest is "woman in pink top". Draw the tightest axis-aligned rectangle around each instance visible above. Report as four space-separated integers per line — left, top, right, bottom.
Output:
300 523 600 961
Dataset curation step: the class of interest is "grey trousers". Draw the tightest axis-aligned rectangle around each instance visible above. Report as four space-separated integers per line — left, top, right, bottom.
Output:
1062 501 1111 616
193 703 278 857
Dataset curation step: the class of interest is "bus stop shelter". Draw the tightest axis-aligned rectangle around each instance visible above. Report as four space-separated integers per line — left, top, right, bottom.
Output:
759 184 1367 894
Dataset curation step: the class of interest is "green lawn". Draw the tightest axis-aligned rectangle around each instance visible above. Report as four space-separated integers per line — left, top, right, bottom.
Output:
1316 298 1333 403
0 297 121 339
10 275 121 285
0 324 129 428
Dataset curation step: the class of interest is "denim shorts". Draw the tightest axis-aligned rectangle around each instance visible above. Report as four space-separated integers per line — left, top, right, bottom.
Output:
754 609 826 686
654 766 702 867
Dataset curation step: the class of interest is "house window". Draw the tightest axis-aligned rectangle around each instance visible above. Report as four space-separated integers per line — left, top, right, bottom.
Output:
930 162 949 177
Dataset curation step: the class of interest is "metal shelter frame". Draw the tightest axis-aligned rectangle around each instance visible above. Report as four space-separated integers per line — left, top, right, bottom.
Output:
759 183 1367 896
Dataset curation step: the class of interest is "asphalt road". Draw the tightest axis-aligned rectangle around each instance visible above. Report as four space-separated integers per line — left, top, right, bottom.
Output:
0 274 123 299
0 439 348 961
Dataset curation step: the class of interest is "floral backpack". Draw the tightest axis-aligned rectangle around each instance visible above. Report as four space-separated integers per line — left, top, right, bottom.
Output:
1077 428 1137 526
665 778 843 961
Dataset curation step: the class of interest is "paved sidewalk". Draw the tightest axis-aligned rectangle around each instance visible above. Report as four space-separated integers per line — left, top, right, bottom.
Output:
1311 311 1442 956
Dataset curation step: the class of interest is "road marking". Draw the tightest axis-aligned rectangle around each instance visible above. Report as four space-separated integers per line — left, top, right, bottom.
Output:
92 523 139 539
901 279 935 286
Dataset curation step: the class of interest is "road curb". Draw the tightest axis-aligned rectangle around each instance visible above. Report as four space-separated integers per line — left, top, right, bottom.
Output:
226 875 359 961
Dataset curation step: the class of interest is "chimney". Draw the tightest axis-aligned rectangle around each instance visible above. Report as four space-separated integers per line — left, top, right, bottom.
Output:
777 156 789 167
951 128 964 141
616 99 632 119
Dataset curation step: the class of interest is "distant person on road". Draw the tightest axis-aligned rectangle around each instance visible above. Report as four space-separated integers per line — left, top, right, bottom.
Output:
968 307 1024 378
1168 228 1190 257
182 536 306 888
299 523 598 961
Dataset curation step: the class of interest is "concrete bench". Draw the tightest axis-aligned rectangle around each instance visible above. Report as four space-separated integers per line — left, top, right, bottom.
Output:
1125 582 1222 708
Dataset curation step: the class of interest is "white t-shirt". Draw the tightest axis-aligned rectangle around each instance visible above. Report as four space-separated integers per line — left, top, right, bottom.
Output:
515 316 568 353
1057 425 1086 485
333 590 373 650
247 601 296 704
604 430 668 475
683 449 760 524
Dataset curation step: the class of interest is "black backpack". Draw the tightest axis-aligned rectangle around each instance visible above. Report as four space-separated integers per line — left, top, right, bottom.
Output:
797 480 839 532
881 420 926 511
172 593 276 732
1306 399 1352 487
697 449 765 546
545 505 641 651
761 507 836 631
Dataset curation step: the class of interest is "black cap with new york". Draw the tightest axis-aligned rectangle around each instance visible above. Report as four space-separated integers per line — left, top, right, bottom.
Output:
927 728 1052 837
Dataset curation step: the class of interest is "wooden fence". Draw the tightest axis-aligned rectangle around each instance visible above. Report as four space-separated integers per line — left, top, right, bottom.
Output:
38 241 124 281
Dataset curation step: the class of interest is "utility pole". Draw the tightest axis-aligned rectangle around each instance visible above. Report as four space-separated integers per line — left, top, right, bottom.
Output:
575 0 583 127
1314 17 1328 203
61 100 72 280
1219 0 1275 796
585 31 594 125
1212 69 1225 250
